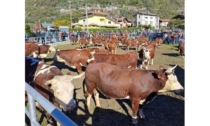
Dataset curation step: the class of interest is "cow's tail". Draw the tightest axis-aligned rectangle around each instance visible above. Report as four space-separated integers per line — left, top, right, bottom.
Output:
70 72 85 82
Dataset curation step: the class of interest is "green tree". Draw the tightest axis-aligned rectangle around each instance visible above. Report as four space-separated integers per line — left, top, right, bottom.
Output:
25 24 32 35
168 19 184 29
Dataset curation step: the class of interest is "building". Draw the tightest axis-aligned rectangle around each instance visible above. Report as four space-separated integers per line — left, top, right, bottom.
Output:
113 17 132 28
159 19 170 28
72 7 120 29
133 12 159 29
41 23 53 31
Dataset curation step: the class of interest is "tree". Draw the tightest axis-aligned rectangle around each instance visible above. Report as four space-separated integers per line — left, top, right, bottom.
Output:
53 19 71 28
25 25 32 35
168 19 184 29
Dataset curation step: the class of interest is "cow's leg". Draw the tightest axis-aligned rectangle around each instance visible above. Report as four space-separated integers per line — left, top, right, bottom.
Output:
145 60 149 70
150 59 154 65
93 90 101 107
140 60 144 69
130 98 140 124
75 64 82 74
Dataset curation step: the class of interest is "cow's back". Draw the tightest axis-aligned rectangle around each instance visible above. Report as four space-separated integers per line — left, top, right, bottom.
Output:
93 52 137 68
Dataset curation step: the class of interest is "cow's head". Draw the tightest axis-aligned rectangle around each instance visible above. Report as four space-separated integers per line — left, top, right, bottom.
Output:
87 50 96 63
45 72 84 112
142 47 151 59
157 65 184 94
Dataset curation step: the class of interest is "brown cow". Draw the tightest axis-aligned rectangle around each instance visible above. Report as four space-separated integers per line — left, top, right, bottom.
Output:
25 42 56 58
53 48 96 73
71 36 80 45
104 41 117 54
178 42 184 58
155 37 163 47
25 42 39 57
79 36 90 48
85 63 184 124
87 51 138 68
139 42 157 69
25 57 84 125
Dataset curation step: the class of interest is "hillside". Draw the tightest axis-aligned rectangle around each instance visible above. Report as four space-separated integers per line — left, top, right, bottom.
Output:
25 0 184 23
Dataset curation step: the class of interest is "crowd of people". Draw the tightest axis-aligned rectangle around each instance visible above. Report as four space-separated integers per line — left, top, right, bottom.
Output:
25 28 184 45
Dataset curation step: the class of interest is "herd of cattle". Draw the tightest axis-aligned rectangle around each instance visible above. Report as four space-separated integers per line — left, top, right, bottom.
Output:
25 34 185 125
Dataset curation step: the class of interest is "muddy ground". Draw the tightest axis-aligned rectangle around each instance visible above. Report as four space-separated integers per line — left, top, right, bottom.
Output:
34 42 185 126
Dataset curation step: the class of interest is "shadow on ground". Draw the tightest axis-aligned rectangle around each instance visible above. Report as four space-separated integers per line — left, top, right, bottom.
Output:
67 94 184 126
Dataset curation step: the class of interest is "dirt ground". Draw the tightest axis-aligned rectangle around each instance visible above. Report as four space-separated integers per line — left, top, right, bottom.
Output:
39 42 184 126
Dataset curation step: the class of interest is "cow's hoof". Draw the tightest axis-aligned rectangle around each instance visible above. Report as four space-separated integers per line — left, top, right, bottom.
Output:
132 118 138 124
96 105 101 108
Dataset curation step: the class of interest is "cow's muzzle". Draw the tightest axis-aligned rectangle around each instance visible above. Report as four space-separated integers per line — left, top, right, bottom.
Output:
174 89 184 95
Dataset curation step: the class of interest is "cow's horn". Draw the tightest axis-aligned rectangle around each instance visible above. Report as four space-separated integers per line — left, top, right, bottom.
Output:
165 65 177 74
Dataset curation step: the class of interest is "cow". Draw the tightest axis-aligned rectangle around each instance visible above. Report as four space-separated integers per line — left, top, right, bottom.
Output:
178 42 184 58
87 51 138 68
25 42 56 58
53 48 96 73
125 38 140 51
25 56 84 125
84 63 184 124
155 37 163 47
104 41 117 54
139 41 157 69
25 42 39 57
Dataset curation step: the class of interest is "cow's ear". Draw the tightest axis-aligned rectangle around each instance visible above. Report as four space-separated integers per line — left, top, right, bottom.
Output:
156 71 165 80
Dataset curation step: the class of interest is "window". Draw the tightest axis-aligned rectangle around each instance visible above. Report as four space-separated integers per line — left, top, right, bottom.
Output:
83 20 85 22
145 17 148 19
108 21 111 24
138 22 141 26
150 17 153 19
145 21 148 25
150 21 153 25
139 15 141 18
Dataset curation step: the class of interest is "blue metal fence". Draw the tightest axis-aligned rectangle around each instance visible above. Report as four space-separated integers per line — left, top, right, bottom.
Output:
25 82 78 126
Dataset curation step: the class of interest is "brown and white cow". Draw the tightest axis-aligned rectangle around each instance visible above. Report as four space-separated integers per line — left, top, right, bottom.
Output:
85 63 184 124
104 41 117 54
37 45 56 58
25 42 39 57
155 37 163 47
25 57 84 125
139 41 157 69
87 51 138 68
25 42 56 58
178 42 184 58
53 48 96 73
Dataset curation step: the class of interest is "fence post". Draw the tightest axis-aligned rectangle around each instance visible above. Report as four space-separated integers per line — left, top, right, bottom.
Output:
25 82 78 126
28 93 40 126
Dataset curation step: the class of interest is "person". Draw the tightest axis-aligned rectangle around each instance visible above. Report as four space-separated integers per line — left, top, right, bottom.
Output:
59 31 63 42
25 33 29 42
36 30 41 43
41 31 46 45
62 31 67 41
55 31 59 42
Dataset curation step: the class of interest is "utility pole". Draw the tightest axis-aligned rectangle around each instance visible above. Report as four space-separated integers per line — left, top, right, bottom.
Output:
85 2 88 33
69 0 72 29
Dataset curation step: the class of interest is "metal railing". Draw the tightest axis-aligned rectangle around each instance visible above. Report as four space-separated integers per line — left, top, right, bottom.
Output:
25 82 78 126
